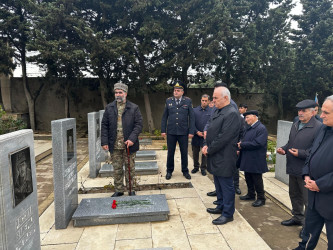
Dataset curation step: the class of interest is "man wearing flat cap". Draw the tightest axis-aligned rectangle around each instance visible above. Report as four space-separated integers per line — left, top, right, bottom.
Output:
101 82 143 197
161 80 195 180
277 99 321 236
238 110 268 207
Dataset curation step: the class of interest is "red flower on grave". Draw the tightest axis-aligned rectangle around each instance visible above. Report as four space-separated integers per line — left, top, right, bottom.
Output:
112 200 117 209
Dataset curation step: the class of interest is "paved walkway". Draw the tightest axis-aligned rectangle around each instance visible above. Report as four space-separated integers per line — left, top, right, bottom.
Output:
34 139 327 250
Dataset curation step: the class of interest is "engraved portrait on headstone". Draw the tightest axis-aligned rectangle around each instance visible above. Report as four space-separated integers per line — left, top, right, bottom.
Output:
67 128 74 161
9 147 33 207
96 117 100 139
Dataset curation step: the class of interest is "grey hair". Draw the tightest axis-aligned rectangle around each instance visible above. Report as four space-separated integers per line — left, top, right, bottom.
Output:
309 108 316 112
201 94 210 99
325 95 333 103
220 86 231 101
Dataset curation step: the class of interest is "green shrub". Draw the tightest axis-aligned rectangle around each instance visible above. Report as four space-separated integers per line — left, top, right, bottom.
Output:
0 106 27 135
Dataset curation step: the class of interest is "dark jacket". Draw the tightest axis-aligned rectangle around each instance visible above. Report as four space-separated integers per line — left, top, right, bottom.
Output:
101 100 143 154
161 96 195 135
205 104 240 177
282 116 322 176
192 105 213 147
303 125 333 220
239 121 268 174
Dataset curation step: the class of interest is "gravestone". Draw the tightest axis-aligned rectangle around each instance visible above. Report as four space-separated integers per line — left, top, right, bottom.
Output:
275 120 292 185
72 194 169 227
51 118 78 229
136 150 157 160
0 130 41 250
99 161 159 177
99 110 108 162
88 112 102 178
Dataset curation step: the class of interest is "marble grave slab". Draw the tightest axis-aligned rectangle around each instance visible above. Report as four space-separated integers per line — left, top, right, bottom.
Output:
72 194 169 227
88 112 102 178
99 161 159 177
136 150 157 160
0 130 41 250
51 118 78 229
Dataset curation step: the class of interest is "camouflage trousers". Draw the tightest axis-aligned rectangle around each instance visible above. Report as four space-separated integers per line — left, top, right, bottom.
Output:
112 149 136 193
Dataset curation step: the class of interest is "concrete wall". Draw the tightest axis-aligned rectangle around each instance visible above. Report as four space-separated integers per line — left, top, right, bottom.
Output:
8 77 280 133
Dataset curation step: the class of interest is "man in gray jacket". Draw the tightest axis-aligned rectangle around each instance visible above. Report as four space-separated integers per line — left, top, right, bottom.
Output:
202 86 240 225
277 99 321 236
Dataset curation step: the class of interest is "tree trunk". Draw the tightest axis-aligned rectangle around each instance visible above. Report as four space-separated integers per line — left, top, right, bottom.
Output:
143 91 155 133
277 86 284 119
99 78 108 108
21 50 36 130
64 83 70 118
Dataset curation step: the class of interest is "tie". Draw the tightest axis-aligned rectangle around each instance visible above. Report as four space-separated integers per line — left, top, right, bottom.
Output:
176 99 180 105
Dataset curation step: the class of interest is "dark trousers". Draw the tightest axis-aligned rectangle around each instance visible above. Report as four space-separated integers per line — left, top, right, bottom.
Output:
244 172 265 200
298 206 333 250
214 175 235 218
289 175 308 224
233 168 239 188
192 145 207 170
166 134 189 174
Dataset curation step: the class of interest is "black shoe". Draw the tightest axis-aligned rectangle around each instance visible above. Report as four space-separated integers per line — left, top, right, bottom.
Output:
166 172 172 180
183 173 191 180
213 200 219 205
252 199 265 207
212 215 233 225
206 207 223 214
111 192 124 197
299 227 304 238
281 219 303 226
239 194 255 200
207 190 217 196
201 170 207 176
191 168 199 174
235 187 241 195
129 191 136 196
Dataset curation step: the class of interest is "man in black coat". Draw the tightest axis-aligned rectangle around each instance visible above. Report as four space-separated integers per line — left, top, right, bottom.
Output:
238 110 268 207
101 83 143 197
202 86 240 225
294 95 333 250
277 100 322 236
161 81 195 180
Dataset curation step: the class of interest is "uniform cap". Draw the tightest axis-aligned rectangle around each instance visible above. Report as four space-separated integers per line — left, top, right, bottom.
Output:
114 82 128 93
295 99 317 109
243 110 259 117
173 80 184 90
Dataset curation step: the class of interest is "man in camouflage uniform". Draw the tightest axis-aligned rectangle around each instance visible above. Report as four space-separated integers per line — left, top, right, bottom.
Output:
101 83 143 197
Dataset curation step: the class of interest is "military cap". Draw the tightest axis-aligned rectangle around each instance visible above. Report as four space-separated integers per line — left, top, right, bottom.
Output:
114 82 128 93
295 99 317 109
173 80 184 90
243 110 259 117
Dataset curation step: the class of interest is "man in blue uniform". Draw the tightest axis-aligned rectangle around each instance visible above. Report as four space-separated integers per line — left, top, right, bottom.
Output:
161 81 195 180
294 95 333 250
191 94 212 176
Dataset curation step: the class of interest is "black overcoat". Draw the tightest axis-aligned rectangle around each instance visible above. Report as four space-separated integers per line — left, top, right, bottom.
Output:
205 104 240 177
239 121 268 174
101 100 143 154
303 125 333 220
281 116 322 177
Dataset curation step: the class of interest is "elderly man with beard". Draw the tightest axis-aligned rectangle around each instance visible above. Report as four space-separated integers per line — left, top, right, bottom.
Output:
101 83 143 197
203 86 240 225
293 95 333 250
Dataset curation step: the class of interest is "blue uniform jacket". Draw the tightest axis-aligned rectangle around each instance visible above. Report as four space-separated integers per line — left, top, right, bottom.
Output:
239 121 268 174
161 96 195 135
303 125 333 220
192 105 213 147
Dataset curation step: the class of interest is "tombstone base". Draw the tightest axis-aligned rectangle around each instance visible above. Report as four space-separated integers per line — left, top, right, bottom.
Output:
72 194 169 227
136 150 157 160
99 161 158 177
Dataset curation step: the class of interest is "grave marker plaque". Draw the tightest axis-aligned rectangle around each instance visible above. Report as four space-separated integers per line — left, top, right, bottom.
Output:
51 118 78 229
88 112 102 178
275 120 292 185
0 130 41 250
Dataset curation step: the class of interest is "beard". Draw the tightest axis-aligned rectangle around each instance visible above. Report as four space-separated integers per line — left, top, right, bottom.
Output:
116 96 125 103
